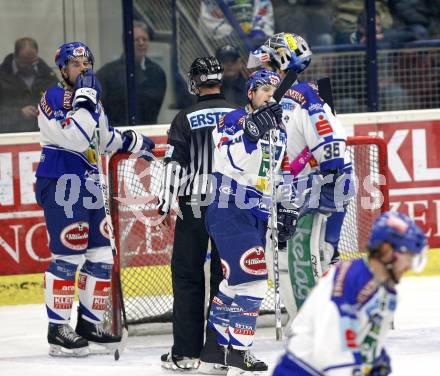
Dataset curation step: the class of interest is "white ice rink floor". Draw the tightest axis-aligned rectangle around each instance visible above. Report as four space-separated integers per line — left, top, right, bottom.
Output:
1 276 439 376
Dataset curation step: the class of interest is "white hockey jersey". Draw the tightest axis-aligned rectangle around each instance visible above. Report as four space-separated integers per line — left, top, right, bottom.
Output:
281 81 351 177
282 259 396 375
36 84 123 179
211 106 288 220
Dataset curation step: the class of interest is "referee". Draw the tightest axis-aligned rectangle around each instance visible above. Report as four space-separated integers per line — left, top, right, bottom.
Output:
159 57 235 370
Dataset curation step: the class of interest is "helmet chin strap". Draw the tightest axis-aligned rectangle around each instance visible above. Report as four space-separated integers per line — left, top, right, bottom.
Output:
383 254 399 284
60 69 75 88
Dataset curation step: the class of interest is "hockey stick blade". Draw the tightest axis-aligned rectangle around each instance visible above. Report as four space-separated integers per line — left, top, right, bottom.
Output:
114 327 129 361
273 69 298 103
317 77 335 115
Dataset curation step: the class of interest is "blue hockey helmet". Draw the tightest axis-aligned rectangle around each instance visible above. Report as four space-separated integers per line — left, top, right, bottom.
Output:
368 211 428 272
246 69 281 93
248 33 312 74
55 42 95 70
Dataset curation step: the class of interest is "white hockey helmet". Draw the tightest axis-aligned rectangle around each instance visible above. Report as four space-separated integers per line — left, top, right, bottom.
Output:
247 32 312 74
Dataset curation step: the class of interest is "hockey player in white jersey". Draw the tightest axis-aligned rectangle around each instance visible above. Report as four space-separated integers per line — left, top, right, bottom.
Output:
249 32 355 325
198 69 297 375
273 211 428 376
35 42 154 357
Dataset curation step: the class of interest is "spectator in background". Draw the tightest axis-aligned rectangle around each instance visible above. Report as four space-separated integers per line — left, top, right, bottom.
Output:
273 0 334 46
350 12 418 45
332 0 393 44
98 21 166 126
0 37 57 133
216 45 248 107
389 0 440 40
199 0 274 48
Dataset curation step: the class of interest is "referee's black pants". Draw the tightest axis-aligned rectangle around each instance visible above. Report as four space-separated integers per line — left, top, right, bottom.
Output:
171 196 224 358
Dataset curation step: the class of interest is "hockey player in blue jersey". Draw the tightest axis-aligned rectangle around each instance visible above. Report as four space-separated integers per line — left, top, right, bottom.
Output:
35 42 154 357
198 69 297 375
273 211 428 376
249 32 355 326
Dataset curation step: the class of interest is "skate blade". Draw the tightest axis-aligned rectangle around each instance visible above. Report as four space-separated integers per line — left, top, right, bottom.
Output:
198 361 228 375
87 340 120 355
161 360 200 372
49 344 89 358
114 328 128 361
226 367 266 376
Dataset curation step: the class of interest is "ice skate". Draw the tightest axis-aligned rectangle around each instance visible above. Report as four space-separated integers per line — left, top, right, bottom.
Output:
226 348 268 376
48 323 89 357
198 328 228 375
161 349 200 371
75 309 121 353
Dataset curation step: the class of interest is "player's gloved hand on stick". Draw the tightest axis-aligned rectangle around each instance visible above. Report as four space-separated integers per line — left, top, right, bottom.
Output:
369 349 391 376
277 202 299 242
121 130 155 160
244 102 283 142
73 69 102 112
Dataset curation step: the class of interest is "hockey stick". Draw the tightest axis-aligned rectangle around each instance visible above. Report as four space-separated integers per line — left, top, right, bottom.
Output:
317 77 335 115
269 69 298 340
92 129 129 361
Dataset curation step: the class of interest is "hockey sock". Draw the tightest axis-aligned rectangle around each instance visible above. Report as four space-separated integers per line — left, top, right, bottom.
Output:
77 260 112 323
207 291 234 346
229 294 263 349
44 259 78 323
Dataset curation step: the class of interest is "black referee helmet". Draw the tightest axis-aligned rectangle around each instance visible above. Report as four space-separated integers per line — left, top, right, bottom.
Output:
188 56 223 95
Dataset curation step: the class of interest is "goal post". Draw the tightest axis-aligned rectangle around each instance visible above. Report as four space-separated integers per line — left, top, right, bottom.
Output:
106 136 389 333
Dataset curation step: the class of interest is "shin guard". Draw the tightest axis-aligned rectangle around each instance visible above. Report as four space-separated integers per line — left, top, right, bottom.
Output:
77 260 112 323
229 295 263 349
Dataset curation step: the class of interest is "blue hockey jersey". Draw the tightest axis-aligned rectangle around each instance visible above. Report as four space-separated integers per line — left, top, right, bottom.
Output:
36 83 123 179
211 106 288 221
276 259 396 376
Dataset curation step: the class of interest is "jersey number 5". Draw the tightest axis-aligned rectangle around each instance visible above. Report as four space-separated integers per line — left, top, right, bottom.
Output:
323 143 340 160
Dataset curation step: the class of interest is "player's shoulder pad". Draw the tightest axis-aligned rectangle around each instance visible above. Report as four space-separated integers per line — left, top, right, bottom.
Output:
285 81 325 114
332 259 379 306
219 107 247 134
40 85 74 119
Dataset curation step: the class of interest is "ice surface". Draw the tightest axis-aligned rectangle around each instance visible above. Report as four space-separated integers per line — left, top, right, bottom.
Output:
0 276 439 375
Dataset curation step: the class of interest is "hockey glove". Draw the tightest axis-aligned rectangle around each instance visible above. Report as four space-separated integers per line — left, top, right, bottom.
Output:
277 203 300 243
369 349 392 376
243 102 283 142
121 130 155 160
73 69 102 112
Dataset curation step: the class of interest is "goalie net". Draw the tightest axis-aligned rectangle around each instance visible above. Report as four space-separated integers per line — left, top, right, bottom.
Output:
106 136 389 333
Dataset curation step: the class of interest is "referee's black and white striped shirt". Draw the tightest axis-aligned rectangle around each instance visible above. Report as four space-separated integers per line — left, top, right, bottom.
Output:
158 93 235 214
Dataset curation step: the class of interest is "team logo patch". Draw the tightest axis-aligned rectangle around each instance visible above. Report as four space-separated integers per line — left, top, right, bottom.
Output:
246 120 259 137
221 259 231 279
73 46 86 57
77 273 87 290
52 280 75 310
60 222 89 251
94 281 111 297
99 218 110 239
233 323 255 336
187 108 233 129
239 247 267 276
219 185 234 195
53 280 75 296
54 296 74 310
312 113 333 136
